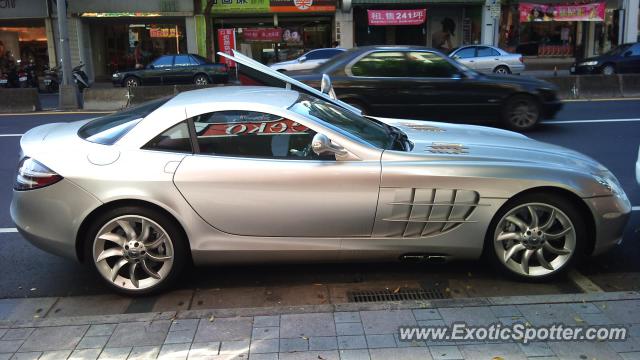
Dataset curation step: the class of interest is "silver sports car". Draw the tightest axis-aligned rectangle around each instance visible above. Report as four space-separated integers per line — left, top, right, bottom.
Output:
11 51 630 295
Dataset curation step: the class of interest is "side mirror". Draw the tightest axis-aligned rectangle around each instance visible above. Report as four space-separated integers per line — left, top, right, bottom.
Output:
147 64 155 69
298 56 307 63
624 51 632 57
320 73 337 99
312 133 347 157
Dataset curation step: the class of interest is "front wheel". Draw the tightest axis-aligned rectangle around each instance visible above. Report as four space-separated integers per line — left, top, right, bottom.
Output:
486 193 586 281
502 95 540 131
194 74 209 86
494 65 511 75
86 206 188 295
124 77 140 88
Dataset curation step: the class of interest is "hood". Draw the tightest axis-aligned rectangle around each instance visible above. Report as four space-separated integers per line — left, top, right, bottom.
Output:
378 118 606 173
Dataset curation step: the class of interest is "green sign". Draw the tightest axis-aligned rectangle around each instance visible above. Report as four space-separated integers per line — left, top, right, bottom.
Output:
209 0 270 14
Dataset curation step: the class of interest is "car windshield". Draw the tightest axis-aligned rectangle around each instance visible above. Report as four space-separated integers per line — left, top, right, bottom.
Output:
290 94 393 149
78 97 172 145
604 44 631 56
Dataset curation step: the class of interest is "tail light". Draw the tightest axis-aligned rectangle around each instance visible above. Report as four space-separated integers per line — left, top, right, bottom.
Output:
14 157 63 191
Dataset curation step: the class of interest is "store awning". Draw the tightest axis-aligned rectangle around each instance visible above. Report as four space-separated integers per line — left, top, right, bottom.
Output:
353 0 484 4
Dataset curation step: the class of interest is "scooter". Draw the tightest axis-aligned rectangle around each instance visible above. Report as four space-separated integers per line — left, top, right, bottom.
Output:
72 63 89 92
42 65 60 93
0 71 8 88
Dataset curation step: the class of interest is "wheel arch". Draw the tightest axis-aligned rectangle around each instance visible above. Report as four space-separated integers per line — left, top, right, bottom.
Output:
193 72 211 82
485 186 596 256
75 199 192 263
493 64 511 73
123 75 141 86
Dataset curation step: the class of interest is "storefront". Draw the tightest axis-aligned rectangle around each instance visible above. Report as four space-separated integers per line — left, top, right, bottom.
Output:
499 0 620 58
351 0 482 50
66 0 195 81
0 0 52 73
208 0 336 65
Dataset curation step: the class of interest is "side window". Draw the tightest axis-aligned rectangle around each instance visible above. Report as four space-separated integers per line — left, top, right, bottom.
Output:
143 121 192 153
193 111 322 160
407 52 460 78
350 52 408 77
629 44 640 56
152 56 174 68
189 55 204 65
306 49 342 60
477 47 499 57
454 47 476 59
304 50 322 60
174 55 191 67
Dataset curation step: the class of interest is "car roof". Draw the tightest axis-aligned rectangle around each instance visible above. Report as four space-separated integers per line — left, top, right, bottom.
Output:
166 86 300 109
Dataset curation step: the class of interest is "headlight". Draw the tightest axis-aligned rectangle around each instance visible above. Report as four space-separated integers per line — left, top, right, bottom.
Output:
579 61 598 66
594 172 625 197
112 73 120 78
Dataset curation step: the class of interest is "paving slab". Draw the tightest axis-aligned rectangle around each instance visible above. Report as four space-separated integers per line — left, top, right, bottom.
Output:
280 313 336 338
106 321 171 348
97 347 131 360
0 299 57 321
19 325 87 352
194 317 252 342
360 310 416 335
369 347 432 360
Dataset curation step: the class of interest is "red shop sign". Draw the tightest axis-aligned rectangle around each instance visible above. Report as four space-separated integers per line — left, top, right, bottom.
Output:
243 28 284 42
217 29 236 67
367 9 426 26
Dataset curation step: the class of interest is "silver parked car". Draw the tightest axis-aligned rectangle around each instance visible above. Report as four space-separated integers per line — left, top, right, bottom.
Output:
450 45 525 75
269 48 346 72
11 51 630 295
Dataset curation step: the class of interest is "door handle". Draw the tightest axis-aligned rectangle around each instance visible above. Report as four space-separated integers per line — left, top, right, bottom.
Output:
164 68 172 71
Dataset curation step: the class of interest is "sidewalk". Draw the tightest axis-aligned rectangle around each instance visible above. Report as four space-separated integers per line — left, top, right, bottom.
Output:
0 292 639 359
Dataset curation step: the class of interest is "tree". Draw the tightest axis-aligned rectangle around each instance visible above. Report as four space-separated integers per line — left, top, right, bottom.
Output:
204 0 215 61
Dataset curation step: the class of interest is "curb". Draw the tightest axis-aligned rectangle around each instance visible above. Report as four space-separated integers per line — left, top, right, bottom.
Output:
3 291 639 329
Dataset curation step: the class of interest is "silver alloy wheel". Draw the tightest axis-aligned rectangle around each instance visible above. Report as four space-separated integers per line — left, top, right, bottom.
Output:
93 215 174 291
194 76 208 85
125 78 139 87
508 98 539 129
602 65 615 76
494 203 576 277
495 66 510 74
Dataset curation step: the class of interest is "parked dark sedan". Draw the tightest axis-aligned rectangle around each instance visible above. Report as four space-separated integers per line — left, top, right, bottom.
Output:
112 54 229 87
287 46 562 130
571 43 640 75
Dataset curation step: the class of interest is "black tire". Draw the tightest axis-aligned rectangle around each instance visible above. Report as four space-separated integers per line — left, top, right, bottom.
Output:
484 192 586 282
494 65 511 75
501 94 540 131
194 74 210 86
601 64 616 76
124 76 140 88
84 205 188 296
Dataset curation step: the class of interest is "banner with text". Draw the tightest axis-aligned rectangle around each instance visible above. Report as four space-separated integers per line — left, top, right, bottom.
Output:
367 9 426 26
519 3 605 22
217 29 236 67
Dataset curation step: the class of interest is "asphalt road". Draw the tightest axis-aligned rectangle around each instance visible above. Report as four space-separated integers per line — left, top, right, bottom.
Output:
0 100 638 299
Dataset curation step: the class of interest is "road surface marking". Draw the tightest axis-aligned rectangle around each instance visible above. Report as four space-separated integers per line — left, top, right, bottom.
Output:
0 228 18 233
543 118 640 125
568 269 604 293
632 206 640 212
563 97 640 102
0 134 23 137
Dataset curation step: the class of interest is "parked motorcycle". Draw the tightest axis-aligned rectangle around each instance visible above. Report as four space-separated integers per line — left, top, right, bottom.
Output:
42 65 60 93
72 63 89 92
0 71 8 88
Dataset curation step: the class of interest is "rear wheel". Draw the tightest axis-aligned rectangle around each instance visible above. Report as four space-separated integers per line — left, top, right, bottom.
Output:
194 74 209 86
85 206 187 295
486 193 585 281
494 65 511 75
502 95 540 131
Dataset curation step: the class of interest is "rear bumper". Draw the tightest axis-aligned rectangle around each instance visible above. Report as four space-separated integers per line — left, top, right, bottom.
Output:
10 179 102 261
586 194 632 256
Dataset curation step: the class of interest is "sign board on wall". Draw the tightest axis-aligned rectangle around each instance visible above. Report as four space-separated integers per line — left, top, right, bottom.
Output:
207 0 335 14
211 0 270 14
270 0 336 13
519 2 605 22
0 0 48 19
217 29 236 67
367 9 426 26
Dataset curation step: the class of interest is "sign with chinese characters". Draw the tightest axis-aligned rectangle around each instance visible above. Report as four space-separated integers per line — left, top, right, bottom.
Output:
217 29 236 67
211 0 270 14
199 118 309 137
367 9 426 26
269 0 336 13
242 27 283 42
519 2 605 22
150 26 179 38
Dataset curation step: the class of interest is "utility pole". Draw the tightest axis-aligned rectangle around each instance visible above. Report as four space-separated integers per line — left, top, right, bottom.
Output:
56 0 79 109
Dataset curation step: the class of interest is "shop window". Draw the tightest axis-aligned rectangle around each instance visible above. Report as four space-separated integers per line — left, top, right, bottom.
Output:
350 52 408 77
143 122 192 153
454 47 476 59
193 111 318 160
407 52 459 78
477 47 500 57
152 55 174 68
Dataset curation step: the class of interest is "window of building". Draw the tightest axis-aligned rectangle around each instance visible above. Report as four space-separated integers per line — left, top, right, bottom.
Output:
193 111 319 160
477 46 500 57
454 47 476 59
407 52 460 78
143 121 192 153
350 51 408 77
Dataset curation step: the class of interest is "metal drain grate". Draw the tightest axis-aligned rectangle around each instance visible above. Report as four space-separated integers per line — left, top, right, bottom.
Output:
347 288 447 303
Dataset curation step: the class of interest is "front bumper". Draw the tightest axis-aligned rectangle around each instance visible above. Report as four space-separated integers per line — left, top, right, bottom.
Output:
570 65 601 75
10 179 102 261
586 194 632 256
541 100 563 119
